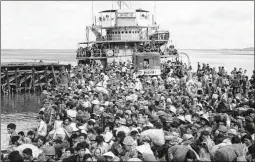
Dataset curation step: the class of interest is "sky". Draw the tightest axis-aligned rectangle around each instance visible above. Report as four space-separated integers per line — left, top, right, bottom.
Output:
1 1 254 49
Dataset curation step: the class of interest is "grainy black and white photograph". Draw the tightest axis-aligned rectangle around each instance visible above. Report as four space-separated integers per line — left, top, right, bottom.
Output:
1 1 254 161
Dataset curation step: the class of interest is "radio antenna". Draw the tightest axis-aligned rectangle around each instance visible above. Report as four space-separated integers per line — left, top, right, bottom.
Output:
154 1 156 24
92 1 94 25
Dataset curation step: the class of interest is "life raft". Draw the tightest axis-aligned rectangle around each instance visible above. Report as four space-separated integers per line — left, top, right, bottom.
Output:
106 50 114 57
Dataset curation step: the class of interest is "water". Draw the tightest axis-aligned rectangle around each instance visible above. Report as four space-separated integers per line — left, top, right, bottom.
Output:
1 48 254 150
1 93 42 150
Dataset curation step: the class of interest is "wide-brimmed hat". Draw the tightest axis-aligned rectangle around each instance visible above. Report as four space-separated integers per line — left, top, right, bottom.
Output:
103 151 115 158
185 115 193 124
200 114 210 124
169 105 176 114
178 115 186 123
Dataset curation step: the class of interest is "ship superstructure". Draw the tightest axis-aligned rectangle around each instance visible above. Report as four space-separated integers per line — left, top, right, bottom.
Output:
76 1 185 75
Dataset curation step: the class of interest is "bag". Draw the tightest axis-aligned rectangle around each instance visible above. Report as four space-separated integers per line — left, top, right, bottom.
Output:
140 129 165 146
213 144 246 162
94 87 109 95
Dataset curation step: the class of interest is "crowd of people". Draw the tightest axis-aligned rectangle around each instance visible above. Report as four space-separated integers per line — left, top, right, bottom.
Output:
76 44 178 58
3 59 255 162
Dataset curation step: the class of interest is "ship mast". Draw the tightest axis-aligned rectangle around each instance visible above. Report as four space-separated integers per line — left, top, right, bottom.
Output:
117 0 131 9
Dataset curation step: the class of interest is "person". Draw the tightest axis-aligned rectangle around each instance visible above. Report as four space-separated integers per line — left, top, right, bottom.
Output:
37 115 47 137
18 131 31 144
7 123 18 146
3 58 255 162
8 151 24 162
22 148 34 162
68 146 87 162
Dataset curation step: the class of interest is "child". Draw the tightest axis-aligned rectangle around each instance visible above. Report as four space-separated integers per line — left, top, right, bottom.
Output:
52 113 65 140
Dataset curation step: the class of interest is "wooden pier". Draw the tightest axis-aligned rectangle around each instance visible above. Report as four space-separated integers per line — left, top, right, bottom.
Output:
1 62 71 93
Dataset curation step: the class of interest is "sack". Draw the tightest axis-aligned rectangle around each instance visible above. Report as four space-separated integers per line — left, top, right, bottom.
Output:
94 87 109 95
140 129 165 146
168 145 190 162
15 144 41 158
213 144 246 162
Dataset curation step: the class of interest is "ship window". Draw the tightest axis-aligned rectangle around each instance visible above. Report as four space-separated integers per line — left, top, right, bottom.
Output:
132 31 134 33
125 31 128 34
118 31 120 34
121 31 124 34
129 31 131 33
112 32 114 34
115 32 117 34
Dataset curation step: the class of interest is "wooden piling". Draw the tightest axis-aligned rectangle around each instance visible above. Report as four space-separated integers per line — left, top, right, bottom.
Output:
15 68 18 93
45 67 48 90
31 67 35 91
5 68 10 93
51 64 58 86
37 72 42 92
24 72 27 91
